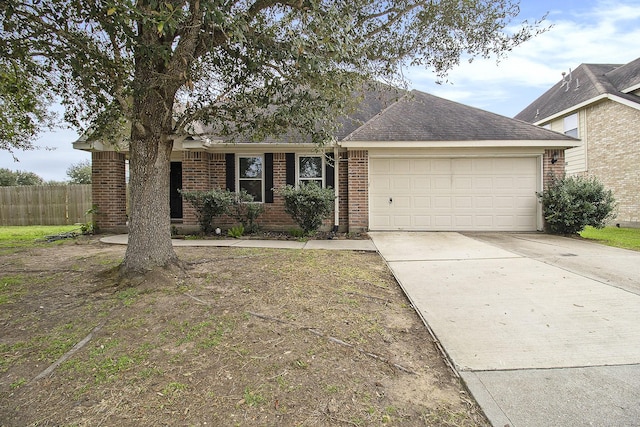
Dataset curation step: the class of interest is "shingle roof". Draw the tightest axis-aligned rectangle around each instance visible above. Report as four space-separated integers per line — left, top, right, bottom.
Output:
186 82 404 144
515 58 640 123
606 57 640 93
344 90 574 142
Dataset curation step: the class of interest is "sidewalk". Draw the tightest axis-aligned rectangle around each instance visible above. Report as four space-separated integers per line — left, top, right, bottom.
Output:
99 234 377 252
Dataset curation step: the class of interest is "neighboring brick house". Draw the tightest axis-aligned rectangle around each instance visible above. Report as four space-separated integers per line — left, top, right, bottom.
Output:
516 57 640 227
75 87 575 233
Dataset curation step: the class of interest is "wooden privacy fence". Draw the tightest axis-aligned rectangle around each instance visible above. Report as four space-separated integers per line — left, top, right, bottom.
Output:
0 184 92 226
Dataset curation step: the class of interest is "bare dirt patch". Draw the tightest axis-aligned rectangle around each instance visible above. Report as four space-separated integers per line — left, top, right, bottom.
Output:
0 237 488 426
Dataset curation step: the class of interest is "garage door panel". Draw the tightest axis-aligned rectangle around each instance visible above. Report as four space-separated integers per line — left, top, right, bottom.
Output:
413 159 432 173
516 176 537 189
435 216 453 226
474 177 493 190
369 157 539 231
414 196 431 209
413 176 430 190
393 215 412 227
371 159 391 173
475 216 494 227
413 216 432 226
453 177 473 190
432 159 452 172
434 177 452 190
433 196 452 208
392 196 411 208
370 176 391 191
391 159 411 173
475 196 493 208
391 177 411 191
494 177 515 189
452 159 473 173
371 195 392 209
473 159 495 173
454 196 473 208
455 216 474 227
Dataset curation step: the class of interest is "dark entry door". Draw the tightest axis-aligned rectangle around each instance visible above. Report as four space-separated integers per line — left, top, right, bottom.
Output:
170 162 183 220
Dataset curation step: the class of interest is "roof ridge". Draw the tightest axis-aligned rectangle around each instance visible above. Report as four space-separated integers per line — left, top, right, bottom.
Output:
582 63 616 95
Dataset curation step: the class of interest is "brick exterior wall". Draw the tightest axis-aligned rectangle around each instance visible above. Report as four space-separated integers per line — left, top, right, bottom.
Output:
337 152 349 231
347 150 368 232
91 151 127 232
181 151 214 225
93 146 571 233
178 152 330 232
258 152 296 230
543 149 566 189
585 100 640 225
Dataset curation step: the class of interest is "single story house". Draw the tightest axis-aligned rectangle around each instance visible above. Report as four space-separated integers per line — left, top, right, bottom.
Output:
515 57 640 227
74 86 576 233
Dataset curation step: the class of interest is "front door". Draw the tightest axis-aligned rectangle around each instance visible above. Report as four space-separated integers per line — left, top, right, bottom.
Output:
170 162 183 220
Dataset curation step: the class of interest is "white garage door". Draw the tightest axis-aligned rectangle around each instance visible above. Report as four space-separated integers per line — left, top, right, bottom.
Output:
369 157 539 231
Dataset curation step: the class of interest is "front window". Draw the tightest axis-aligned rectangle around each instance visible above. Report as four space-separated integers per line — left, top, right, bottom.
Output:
238 156 263 202
563 114 578 138
298 155 324 187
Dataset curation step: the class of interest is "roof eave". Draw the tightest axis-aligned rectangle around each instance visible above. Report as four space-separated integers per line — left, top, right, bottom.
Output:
533 93 640 125
339 140 578 149
179 137 334 153
622 82 640 93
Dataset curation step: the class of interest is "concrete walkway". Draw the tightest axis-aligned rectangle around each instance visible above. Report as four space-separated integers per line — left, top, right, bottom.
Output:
370 232 640 427
100 234 377 251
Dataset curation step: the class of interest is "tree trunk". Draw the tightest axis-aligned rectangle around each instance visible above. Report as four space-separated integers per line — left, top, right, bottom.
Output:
120 89 179 275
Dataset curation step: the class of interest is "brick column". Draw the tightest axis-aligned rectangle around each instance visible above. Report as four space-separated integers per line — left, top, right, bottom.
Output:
347 150 369 232
543 149 566 189
91 151 127 232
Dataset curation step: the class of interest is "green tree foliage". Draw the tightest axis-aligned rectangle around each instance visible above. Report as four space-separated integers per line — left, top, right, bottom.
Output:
0 59 55 156
0 168 44 186
541 175 616 235
66 159 92 184
0 0 546 274
180 189 234 234
280 183 335 235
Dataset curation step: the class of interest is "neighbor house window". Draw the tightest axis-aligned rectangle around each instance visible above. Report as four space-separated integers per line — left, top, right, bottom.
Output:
563 113 578 138
238 155 263 202
297 155 324 187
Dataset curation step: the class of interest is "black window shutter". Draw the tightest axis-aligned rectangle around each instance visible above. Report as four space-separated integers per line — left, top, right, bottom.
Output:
264 153 274 203
225 153 235 192
285 153 296 186
325 152 335 189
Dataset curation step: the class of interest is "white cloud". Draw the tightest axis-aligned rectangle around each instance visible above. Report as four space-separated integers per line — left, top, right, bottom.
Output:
407 0 640 116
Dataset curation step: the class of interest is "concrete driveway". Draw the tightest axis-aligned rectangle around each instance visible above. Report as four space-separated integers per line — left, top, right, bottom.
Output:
370 232 640 427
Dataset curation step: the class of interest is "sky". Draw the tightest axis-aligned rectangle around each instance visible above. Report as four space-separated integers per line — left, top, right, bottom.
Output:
1 0 639 182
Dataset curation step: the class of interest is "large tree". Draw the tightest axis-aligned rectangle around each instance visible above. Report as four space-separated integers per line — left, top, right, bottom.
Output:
66 159 92 184
0 0 545 276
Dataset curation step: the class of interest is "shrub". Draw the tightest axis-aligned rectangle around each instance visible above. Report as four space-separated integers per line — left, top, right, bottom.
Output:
540 175 616 235
279 183 335 235
227 225 245 238
179 189 234 234
229 190 264 234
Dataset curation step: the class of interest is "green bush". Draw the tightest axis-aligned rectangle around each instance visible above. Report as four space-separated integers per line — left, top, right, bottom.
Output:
179 189 234 234
279 183 335 235
540 175 616 235
227 225 245 238
229 190 264 234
